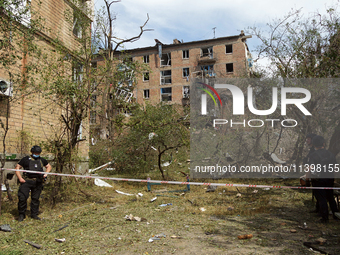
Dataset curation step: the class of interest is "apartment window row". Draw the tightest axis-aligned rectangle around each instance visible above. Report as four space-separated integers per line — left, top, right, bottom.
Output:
141 44 232 66
143 86 190 101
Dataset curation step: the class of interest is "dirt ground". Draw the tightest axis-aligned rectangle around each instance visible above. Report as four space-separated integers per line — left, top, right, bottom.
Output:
0 179 339 255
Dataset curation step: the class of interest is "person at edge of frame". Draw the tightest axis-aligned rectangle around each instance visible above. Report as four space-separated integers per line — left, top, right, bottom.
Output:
302 133 318 213
15 145 52 222
306 135 339 224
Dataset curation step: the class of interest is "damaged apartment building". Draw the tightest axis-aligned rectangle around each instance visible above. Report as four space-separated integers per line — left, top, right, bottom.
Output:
119 32 252 106
90 32 253 138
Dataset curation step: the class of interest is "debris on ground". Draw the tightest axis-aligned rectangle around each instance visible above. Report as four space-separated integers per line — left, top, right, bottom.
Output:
55 238 66 243
159 203 172 207
115 190 134 196
290 229 297 233
148 237 160 242
237 234 253 240
24 240 42 249
199 207 206 212
150 197 157 202
0 224 11 232
206 185 217 192
148 233 166 242
316 237 327 245
124 214 147 222
236 193 242 198
155 233 166 238
94 178 113 187
171 235 183 239
52 224 69 233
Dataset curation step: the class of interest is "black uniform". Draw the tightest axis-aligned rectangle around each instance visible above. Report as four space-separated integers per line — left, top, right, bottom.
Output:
308 149 339 221
17 156 48 217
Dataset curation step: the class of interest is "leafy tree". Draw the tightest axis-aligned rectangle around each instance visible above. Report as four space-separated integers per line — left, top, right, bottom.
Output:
248 8 340 163
112 103 190 180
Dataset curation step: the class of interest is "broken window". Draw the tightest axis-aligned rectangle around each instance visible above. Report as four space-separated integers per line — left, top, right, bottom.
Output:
201 65 215 77
183 86 190 99
182 50 189 59
7 0 31 27
143 55 149 64
183 68 189 78
161 87 172 102
161 53 171 66
144 89 150 99
225 44 233 54
226 63 234 73
73 11 82 38
73 63 83 83
201 46 213 58
90 95 97 108
90 111 96 124
160 70 171 85
143 72 150 81
116 88 134 103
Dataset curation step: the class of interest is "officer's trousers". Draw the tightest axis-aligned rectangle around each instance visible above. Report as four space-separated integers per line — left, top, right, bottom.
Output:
18 180 43 217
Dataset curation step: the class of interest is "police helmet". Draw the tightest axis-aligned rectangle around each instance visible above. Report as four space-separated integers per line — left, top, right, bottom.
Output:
312 135 325 148
31 145 42 153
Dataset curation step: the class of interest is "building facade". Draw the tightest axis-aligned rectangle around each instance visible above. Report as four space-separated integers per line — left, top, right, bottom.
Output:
123 32 252 106
0 0 93 172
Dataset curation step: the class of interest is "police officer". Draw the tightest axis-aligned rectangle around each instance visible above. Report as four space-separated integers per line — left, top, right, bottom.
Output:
15 145 52 221
307 136 339 223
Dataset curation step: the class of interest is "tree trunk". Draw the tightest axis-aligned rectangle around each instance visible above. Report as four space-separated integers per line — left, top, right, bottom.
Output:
328 121 340 157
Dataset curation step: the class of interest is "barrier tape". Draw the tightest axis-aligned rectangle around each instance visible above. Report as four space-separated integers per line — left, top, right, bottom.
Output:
2 168 340 190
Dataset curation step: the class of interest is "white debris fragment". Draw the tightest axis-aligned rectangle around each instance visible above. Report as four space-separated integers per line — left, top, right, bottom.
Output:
94 178 113 187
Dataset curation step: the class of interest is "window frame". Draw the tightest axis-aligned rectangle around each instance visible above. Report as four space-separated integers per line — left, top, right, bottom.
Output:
143 89 150 99
226 63 234 73
160 70 172 85
161 87 172 102
182 50 189 59
182 67 189 78
143 55 149 64
160 53 171 66
143 72 150 82
225 44 233 54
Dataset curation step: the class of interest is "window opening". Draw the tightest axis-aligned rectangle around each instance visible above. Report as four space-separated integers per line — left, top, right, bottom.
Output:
143 72 150 81
183 86 190 99
160 70 171 85
226 63 234 73
143 55 149 63
182 50 189 59
183 68 189 78
144 89 150 99
201 65 215 77
161 87 172 102
90 111 96 124
161 53 171 66
225 44 233 54
201 47 213 58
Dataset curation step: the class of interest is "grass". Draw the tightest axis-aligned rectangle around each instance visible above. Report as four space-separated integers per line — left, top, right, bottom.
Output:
0 169 340 254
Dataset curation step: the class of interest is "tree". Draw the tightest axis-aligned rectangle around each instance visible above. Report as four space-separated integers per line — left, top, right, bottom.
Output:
248 8 340 163
28 0 151 204
112 103 190 180
92 0 151 140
